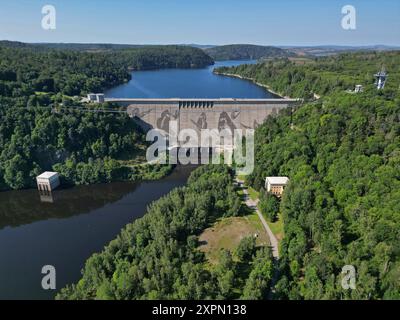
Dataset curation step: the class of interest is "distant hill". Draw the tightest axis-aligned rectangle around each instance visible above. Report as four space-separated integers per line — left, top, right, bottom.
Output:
282 45 400 57
183 44 216 49
32 43 146 51
0 40 32 48
0 41 149 52
0 41 214 70
205 44 294 61
0 41 218 52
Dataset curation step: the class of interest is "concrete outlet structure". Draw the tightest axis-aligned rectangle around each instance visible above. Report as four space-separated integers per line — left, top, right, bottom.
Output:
36 172 60 191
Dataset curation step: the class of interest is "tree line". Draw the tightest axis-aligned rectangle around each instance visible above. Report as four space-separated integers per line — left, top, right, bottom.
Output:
205 44 293 61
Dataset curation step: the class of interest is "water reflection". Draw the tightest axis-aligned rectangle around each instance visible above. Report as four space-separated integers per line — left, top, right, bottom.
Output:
0 182 139 231
39 190 56 203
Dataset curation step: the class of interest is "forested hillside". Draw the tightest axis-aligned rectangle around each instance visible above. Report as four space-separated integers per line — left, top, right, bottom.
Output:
205 44 293 61
0 43 214 97
226 51 400 299
0 101 164 190
57 165 274 300
215 51 400 100
117 45 214 70
0 43 214 190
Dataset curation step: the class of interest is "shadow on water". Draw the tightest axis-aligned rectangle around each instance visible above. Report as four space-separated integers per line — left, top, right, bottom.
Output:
0 165 195 300
0 182 140 231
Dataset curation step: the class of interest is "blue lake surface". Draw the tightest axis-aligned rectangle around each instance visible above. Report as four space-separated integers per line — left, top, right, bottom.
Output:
105 60 275 98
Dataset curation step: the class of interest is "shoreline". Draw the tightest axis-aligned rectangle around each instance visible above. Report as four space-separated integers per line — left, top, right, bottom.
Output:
214 71 291 99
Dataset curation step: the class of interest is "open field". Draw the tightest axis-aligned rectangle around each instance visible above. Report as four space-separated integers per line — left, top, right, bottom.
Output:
288 57 315 65
198 214 269 265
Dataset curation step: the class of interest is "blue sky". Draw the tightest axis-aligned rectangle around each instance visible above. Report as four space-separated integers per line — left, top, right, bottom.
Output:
0 0 399 45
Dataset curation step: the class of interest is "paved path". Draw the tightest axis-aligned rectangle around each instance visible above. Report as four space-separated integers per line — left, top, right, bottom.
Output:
236 178 279 259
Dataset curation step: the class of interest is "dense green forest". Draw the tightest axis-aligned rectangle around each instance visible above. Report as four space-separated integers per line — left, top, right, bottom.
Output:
252 93 399 299
0 42 213 190
215 51 400 100
0 42 214 97
0 101 173 190
57 165 274 300
205 44 293 61
116 45 214 70
223 51 400 299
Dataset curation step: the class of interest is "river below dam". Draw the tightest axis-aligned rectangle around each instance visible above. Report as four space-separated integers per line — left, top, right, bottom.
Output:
0 166 195 299
0 60 274 299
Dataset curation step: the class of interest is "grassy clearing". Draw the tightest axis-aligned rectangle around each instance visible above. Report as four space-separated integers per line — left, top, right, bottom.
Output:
34 91 50 96
247 187 259 201
288 57 315 65
267 213 284 241
237 176 259 201
198 214 269 266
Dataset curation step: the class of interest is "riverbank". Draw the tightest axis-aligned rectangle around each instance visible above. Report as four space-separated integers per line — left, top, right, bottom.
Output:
213 71 290 99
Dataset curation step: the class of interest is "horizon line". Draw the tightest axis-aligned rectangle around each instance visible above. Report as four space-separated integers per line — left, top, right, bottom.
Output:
1 40 400 48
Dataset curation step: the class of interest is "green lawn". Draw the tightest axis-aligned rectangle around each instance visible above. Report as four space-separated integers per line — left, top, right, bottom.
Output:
247 187 259 201
34 91 50 96
236 175 259 201
266 212 284 241
198 214 269 265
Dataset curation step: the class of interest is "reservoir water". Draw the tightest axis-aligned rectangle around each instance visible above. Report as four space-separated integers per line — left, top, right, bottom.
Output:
105 60 276 99
0 60 273 299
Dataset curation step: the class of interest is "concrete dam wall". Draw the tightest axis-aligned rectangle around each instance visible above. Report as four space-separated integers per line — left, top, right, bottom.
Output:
107 98 300 133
